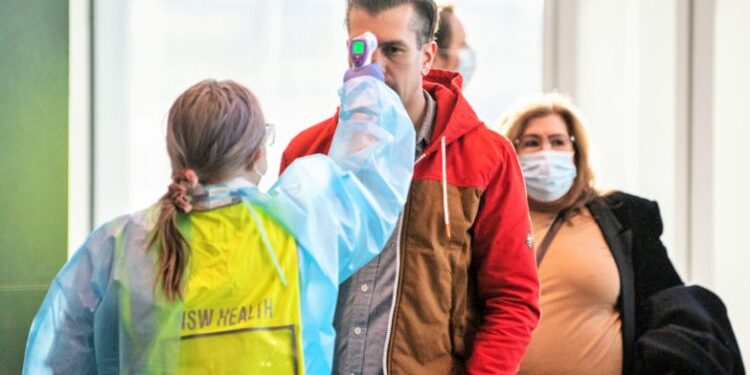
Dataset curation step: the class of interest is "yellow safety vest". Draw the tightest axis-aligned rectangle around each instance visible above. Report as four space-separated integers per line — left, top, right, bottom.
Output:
177 202 304 374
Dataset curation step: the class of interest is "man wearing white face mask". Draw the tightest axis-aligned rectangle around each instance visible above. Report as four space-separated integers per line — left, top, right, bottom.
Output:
500 93 744 375
434 5 476 87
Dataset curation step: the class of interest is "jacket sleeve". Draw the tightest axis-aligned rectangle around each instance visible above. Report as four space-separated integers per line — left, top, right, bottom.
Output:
465 137 540 375
23 223 117 375
260 75 415 283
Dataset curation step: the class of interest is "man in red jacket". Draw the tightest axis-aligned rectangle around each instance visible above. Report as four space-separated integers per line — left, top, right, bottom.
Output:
280 1 540 374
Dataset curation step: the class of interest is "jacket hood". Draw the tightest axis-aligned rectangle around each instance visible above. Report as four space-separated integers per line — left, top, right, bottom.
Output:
420 68 485 157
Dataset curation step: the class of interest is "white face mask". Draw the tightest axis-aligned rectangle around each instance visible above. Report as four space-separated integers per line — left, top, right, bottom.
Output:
519 150 577 202
457 47 476 88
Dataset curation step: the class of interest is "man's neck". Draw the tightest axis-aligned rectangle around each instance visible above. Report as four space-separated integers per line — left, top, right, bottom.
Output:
404 88 428 133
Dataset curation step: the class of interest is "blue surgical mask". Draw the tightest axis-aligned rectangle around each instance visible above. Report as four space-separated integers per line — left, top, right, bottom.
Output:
519 150 577 202
457 47 476 88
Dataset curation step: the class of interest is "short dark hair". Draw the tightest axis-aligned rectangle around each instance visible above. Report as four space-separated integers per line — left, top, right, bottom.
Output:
346 0 439 45
435 6 455 52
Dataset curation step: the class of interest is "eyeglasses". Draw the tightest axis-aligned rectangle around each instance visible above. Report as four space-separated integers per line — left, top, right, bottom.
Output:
515 134 575 153
264 123 275 146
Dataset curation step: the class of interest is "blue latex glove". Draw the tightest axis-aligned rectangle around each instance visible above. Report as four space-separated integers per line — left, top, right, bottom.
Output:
343 63 384 82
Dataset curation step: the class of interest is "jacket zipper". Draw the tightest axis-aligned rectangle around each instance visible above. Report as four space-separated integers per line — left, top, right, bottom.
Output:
382 154 425 374
382 212 404 375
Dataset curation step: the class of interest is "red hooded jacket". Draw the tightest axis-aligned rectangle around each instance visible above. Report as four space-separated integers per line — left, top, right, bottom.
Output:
281 69 540 374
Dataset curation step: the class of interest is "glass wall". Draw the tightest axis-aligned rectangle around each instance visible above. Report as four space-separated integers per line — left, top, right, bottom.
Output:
90 0 544 229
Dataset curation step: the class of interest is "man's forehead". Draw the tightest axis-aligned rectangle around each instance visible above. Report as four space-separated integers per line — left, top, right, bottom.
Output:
347 4 419 44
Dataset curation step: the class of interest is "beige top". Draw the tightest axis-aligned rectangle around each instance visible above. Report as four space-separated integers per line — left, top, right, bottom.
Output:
518 209 622 375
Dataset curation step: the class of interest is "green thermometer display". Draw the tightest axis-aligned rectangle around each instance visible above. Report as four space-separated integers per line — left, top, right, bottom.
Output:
352 40 365 54
349 32 377 68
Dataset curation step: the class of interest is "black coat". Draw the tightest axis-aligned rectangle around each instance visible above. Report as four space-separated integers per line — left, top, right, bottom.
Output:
589 192 744 375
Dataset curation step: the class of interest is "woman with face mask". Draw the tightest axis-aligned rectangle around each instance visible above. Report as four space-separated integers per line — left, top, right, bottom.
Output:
501 93 743 375
23 68 415 374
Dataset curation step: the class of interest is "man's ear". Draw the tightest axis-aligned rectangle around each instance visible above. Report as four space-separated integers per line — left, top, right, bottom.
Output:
421 41 437 76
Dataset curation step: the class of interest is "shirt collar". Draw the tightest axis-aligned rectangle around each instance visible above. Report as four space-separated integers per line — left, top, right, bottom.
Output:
415 89 437 156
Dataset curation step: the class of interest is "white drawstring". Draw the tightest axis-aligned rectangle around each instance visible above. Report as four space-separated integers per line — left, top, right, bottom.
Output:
441 136 451 239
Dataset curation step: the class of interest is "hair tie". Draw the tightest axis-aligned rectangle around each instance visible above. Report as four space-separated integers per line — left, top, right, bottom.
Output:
168 169 199 213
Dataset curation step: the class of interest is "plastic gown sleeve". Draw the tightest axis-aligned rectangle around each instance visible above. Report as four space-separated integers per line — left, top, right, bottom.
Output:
22 217 123 375
260 75 415 283
244 75 413 374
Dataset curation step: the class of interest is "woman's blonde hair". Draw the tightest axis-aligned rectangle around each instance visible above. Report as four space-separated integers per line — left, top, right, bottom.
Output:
150 79 266 301
500 92 598 217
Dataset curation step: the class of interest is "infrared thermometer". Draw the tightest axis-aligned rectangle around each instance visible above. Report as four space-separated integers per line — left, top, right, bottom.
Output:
349 32 378 68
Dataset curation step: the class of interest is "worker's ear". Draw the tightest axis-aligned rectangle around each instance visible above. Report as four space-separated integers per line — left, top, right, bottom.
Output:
247 146 267 184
